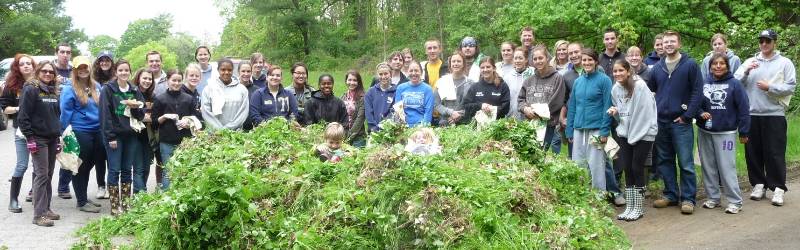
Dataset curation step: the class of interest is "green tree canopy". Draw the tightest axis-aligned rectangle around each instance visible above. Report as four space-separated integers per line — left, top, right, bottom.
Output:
117 14 173 58
160 32 200 70
0 0 87 58
87 35 118 57
123 41 178 72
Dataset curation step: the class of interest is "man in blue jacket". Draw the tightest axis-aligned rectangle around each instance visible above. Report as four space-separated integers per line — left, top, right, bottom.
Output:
647 30 703 214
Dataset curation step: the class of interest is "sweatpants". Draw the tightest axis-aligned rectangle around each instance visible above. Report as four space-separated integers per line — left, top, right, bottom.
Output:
617 137 653 188
698 130 742 205
572 129 606 190
745 115 788 191
31 137 58 218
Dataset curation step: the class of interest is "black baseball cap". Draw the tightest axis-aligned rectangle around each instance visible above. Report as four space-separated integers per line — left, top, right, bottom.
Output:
758 29 777 40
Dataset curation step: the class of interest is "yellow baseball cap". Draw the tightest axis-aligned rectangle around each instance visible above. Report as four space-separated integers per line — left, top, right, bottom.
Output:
72 56 91 69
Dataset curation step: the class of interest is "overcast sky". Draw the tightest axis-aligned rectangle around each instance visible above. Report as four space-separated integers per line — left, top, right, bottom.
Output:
64 0 227 53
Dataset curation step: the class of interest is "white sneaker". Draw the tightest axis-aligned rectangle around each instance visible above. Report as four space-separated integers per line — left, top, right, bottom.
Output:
96 186 107 199
750 184 765 201
725 204 741 214
772 188 785 206
702 200 719 209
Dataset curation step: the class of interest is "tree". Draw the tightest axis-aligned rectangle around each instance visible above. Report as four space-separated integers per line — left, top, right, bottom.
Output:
0 0 87 58
117 14 173 58
123 41 178 72
87 35 118 57
161 32 199 70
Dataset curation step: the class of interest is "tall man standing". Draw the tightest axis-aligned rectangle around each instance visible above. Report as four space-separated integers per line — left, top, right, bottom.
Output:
54 42 74 199
150 51 169 95
599 28 625 78
647 30 703 214
421 39 447 89
734 29 796 206
644 34 665 66
460 37 484 82
520 26 535 66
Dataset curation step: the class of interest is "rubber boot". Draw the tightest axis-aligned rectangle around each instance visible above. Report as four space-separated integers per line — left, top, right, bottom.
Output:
617 187 634 220
626 187 645 221
120 183 132 213
108 185 120 216
9 177 23 213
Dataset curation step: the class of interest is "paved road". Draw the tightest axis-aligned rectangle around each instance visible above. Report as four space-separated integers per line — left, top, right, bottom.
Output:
618 178 800 249
0 125 158 249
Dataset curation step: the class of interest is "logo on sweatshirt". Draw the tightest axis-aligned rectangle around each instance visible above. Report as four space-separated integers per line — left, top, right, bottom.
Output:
476 92 484 97
704 84 729 110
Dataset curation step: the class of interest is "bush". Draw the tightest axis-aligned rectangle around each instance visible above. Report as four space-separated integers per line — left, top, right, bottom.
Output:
74 119 629 249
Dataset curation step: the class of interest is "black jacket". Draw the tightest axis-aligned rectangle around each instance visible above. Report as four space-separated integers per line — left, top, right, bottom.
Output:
152 89 195 145
0 86 23 128
100 80 145 142
462 78 511 122
181 85 202 119
17 80 61 138
304 90 347 126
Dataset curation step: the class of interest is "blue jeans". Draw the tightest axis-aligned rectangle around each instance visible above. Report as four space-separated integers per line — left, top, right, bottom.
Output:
605 161 621 195
12 135 30 177
550 129 562 154
159 143 178 190
655 121 696 204
71 130 105 206
105 134 142 186
542 125 560 154
135 136 153 193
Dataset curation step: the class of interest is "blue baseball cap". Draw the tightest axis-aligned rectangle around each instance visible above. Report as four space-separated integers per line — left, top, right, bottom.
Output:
97 50 114 60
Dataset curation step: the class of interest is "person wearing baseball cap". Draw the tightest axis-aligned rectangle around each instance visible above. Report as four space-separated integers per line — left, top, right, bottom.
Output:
93 51 115 85
734 28 797 206
460 36 485 82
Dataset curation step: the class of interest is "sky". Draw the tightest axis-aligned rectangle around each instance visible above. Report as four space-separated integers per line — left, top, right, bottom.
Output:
64 0 227 53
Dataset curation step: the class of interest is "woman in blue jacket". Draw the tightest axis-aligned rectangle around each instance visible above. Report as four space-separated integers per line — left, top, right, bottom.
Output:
249 66 299 125
364 63 396 132
566 48 613 191
60 56 104 213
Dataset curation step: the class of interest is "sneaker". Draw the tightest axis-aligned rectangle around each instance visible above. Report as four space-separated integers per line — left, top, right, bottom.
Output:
772 188 785 206
680 201 694 214
58 192 72 199
653 198 678 208
613 193 626 207
702 200 719 209
44 211 60 220
96 186 107 199
86 200 102 207
32 216 54 227
725 204 742 214
78 204 100 213
750 184 765 201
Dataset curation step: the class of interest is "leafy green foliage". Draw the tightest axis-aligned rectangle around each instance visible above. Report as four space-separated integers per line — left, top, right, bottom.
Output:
123 41 178 72
160 32 200 70
74 118 628 249
0 0 86 58
87 35 118 57
117 14 173 58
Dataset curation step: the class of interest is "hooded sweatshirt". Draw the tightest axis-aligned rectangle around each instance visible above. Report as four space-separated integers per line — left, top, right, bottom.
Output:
518 67 566 127
364 83 397 132
462 78 511 122
734 51 797 116
305 90 348 125
647 52 704 123
644 51 661 66
696 71 750 136
17 80 61 138
286 84 315 124
252 73 267 89
611 78 658 144
394 81 435 127
503 67 535 119
434 74 474 125
197 64 218 94
99 80 145 142
201 78 250 130
152 88 195 145
566 70 612 138
59 82 101 132
249 86 299 125
181 84 202 119
701 50 742 82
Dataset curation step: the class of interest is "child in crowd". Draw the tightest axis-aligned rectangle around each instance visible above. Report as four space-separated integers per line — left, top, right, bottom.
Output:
316 122 349 163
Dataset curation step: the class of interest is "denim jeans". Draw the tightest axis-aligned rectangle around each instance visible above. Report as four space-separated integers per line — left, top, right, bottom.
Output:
57 168 73 193
550 130 562 154
135 136 153 193
655 121 696 204
71 130 105 206
542 125 561 154
105 134 142 186
159 143 178 190
12 135 30 177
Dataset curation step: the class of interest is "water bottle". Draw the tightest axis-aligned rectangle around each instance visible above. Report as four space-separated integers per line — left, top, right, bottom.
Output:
705 119 712 129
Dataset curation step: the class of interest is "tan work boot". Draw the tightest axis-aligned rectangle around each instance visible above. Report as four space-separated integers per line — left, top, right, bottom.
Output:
652 198 678 208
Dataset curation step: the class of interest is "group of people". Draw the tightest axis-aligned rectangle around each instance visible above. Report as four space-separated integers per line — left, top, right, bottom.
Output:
1 26 795 227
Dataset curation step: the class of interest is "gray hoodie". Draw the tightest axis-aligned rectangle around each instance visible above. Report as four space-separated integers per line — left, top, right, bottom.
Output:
611 78 658 144
701 49 742 82
200 77 250 130
733 51 796 116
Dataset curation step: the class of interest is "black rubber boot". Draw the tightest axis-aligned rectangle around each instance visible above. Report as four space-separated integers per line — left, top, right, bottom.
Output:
9 177 23 213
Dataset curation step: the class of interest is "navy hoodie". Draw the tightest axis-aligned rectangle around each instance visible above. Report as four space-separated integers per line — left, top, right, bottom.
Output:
249 86 299 125
364 83 397 132
643 51 661 66
647 52 703 123
99 80 145 142
695 71 750 136
304 90 348 126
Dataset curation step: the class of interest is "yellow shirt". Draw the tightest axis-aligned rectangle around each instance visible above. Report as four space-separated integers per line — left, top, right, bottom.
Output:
426 59 443 89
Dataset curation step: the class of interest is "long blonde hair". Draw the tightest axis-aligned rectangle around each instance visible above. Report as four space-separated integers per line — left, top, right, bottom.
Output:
71 65 99 106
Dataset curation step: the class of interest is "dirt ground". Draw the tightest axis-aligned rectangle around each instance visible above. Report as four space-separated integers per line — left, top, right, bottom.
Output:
618 177 799 249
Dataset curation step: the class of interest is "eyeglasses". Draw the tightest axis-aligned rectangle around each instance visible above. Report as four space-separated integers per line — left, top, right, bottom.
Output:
293 72 307 75
40 70 55 75
759 39 773 44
